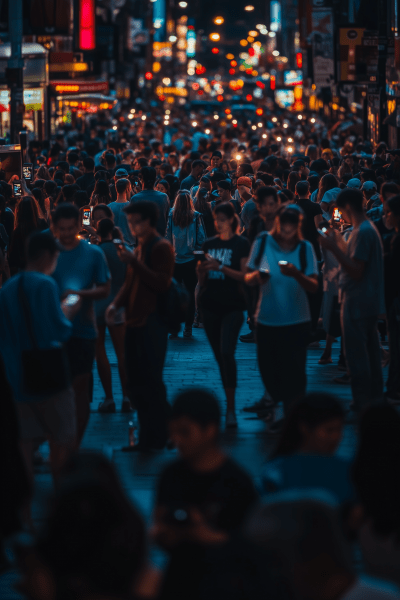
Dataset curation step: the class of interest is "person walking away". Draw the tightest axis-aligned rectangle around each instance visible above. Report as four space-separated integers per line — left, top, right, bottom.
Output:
180 159 206 192
197 202 250 428
106 201 175 451
94 218 131 413
166 191 206 339
0 232 80 483
131 166 170 236
108 178 135 247
52 204 111 448
75 157 95 192
245 205 318 431
319 188 385 411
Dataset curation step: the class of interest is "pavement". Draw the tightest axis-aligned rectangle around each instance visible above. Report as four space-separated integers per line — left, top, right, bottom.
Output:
0 323 388 598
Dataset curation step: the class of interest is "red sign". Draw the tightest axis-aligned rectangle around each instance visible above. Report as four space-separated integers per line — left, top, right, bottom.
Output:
79 0 96 50
50 81 109 94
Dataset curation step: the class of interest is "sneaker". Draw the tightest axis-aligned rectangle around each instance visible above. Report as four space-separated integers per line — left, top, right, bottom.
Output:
226 410 238 429
98 399 116 413
332 374 351 384
183 328 193 339
121 397 133 412
239 331 255 343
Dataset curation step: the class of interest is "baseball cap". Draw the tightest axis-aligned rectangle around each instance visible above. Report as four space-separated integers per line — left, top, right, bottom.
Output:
321 188 342 205
347 178 361 189
362 180 377 191
237 176 252 188
115 168 129 178
217 180 231 191
212 151 222 158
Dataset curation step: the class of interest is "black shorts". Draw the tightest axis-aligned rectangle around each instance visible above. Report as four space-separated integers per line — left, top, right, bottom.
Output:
66 337 96 379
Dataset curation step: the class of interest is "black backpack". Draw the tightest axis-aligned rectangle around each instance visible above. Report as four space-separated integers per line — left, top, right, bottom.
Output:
145 237 190 332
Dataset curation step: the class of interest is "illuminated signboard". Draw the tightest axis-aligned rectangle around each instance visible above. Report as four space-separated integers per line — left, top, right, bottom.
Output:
284 70 303 86
187 29 196 58
270 1 281 32
79 0 96 50
0 88 44 111
275 89 294 109
50 81 109 93
156 86 188 97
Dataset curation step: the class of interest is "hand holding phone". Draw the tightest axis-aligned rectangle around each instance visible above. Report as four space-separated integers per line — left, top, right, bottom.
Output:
23 163 33 182
193 250 206 262
13 181 22 198
82 207 91 226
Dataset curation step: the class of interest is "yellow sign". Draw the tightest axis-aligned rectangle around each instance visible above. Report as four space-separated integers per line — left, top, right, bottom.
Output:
49 63 89 72
156 86 187 97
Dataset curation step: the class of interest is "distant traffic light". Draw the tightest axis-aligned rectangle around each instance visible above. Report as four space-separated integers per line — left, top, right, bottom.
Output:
145 72 153 80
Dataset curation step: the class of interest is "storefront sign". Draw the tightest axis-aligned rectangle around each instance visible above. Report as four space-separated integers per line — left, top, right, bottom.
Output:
0 88 44 111
50 81 109 93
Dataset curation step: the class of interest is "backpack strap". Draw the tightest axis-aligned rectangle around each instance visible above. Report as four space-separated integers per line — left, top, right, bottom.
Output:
254 232 268 268
299 240 307 274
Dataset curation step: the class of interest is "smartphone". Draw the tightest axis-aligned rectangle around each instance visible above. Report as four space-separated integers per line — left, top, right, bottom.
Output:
206 253 221 263
259 267 270 274
23 163 33 181
317 227 328 236
112 238 125 251
278 260 288 266
82 207 91 226
193 250 206 262
333 208 342 222
64 293 80 306
13 181 22 197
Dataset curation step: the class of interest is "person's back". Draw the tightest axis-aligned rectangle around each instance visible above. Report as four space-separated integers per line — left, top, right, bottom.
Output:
131 166 170 236
76 157 95 191
108 178 135 246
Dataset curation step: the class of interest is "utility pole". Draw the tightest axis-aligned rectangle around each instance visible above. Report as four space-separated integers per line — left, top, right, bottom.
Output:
6 0 24 144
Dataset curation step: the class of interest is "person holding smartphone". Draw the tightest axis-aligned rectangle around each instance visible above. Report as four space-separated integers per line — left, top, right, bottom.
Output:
245 205 318 431
197 202 250 429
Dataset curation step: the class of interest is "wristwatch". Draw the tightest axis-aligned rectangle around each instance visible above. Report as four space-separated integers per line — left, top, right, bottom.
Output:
218 263 224 271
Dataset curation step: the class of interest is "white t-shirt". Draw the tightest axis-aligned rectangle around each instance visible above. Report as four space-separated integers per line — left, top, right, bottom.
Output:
247 233 318 326
340 577 400 600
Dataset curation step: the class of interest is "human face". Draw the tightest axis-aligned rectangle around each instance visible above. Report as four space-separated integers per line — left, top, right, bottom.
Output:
258 196 278 219
168 416 217 461
127 213 152 238
211 156 221 169
300 418 344 455
214 212 234 235
54 218 80 248
217 186 230 201
277 221 299 245
156 183 168 194
92 209 109 228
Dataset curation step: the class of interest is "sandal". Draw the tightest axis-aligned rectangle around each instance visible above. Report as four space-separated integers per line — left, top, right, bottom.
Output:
318 356 333 365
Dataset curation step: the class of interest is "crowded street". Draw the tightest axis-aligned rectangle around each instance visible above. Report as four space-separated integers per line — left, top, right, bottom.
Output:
1 0 400 598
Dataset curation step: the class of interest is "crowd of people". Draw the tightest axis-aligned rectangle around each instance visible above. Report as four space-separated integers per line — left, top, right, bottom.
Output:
1 106 400 598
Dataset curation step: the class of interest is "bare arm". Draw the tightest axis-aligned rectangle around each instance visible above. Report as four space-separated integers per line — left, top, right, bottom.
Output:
319 232 366 281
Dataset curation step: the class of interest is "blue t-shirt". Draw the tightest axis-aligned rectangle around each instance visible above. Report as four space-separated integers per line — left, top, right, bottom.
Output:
52 240 110 339
247 233 318 326
0 272 72 402
108 201 135 246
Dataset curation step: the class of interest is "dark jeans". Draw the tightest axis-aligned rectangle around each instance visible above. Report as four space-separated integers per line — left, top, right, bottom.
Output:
256 321 311 415
387 298 400 396
341 305 383 410
174 260 198 330
202 309 244 389
125 312 170 449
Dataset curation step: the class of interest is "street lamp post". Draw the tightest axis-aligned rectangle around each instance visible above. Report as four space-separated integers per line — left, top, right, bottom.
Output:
7 0 24 144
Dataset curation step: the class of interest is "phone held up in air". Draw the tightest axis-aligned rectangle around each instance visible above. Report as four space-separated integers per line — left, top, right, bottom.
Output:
82 207 91 226
23 163 33 181
64 293 80 307
333 208 342 222
13 180 22 198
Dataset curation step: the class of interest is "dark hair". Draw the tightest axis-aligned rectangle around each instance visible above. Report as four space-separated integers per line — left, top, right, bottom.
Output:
34 452 145 598
54 170 65 183
192 159 206 170
287 171 301 193
116 178 130 194
56 161 69 174
316 174 339 204
157 179 170 195
173 191 195 229
255 186 279 204
387 194 400 216
239 163 254 175
27 231 59 261
97 218 115 239
83 157 95 171
140 166 157 189
44 180 58 197
272 393 345 458
217 179 231 191
72 190 90 209
53 203 80 224
67 152 79 165
381 181 400 201
105 153 116 166
170 389 221 428
213 201 240 232
124 200 159 227
296 180 310 197
336 188 363 212
92 204 113 219
257 172 274 186
270 203 304 240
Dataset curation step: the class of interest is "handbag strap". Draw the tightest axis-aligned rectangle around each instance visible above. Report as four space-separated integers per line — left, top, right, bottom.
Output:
18 274 38 350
